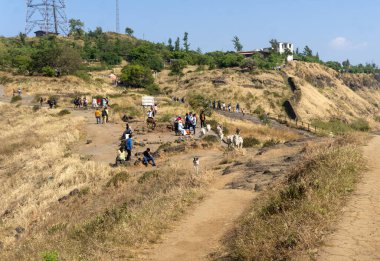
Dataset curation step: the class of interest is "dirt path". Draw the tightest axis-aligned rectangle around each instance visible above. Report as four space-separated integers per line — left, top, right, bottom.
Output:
145 170 255 261
317 135 380 260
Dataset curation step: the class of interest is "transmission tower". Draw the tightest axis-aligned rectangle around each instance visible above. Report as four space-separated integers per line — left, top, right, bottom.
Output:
116 0 120 33
25 0 69 35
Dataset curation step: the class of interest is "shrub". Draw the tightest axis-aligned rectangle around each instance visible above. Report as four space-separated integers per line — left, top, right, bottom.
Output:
41 251 59 261
42 66 56 77
11 96 22 103
312 119 352 134
57 109 71 116
145 84 161 95
263 139 280 148
350 119 370 132
120 64 154 88
188 94 212 115
75 70 91 82
107 171 129 187
243 136 260 148
138 170 159 184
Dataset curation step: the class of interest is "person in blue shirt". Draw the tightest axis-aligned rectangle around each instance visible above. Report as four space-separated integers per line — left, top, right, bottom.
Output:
143 148 156 167
125 134 133 161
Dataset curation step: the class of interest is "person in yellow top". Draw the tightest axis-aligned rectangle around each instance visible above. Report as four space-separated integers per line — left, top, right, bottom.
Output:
95 108 101 124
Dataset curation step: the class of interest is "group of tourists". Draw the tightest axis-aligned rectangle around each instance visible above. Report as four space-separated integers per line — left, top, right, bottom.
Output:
73 97 89 109
94 107 109 124
173 110 206 136
211 100 246 116
92 97 109 108
115 123 156 167
172 96 186 103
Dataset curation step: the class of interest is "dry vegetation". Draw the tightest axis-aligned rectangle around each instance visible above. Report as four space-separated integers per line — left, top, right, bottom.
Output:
0 102 218 260
217 134 366 260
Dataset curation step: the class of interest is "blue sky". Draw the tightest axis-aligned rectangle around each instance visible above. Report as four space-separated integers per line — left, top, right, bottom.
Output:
0 0 379 65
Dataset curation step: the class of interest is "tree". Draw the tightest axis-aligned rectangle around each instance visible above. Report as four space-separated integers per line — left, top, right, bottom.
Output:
170 59 187 75
125 27 134 36
269 39 279 51
175 37 180 51
168 38 174 51
342 59 351 68
183 32 190 52
303 46 313 57
240 58 256 70
232 36 243 52
120 64 154 88
69 19 85 38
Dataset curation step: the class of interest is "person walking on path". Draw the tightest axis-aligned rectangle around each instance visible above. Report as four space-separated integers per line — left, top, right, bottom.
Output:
125 134 133 161
105 107 109 123
101 107 107 124
143 148 156 166
236 103 240 113
200 110 206 128
95 108 101 124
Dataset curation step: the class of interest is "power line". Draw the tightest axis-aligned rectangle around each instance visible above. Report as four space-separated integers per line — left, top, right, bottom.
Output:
25 0 68 35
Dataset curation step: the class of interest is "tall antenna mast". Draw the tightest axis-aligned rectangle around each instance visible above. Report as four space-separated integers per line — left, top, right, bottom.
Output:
25 0 68 35
116 0 120 33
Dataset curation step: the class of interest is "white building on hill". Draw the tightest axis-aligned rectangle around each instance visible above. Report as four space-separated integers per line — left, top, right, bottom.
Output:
239 41 294 62
276 42 294 62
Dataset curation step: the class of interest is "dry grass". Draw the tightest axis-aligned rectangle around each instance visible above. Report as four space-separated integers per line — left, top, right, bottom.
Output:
0 102 216 260
218 135 366 260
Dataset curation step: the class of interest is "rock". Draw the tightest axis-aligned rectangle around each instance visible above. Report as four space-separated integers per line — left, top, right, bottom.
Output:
223 167 233 175
254 184 263 192
69 189 80 197
15 226 25 234
86 139 92 144
58 195 69 203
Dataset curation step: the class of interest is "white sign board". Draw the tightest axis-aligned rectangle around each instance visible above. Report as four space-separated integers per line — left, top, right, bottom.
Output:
142 96 155 106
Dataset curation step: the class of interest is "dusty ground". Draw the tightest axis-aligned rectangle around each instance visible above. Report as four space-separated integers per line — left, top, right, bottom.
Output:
317 135 380 260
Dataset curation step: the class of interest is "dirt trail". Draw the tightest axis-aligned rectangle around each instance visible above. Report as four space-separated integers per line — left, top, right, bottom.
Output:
317 135 380 260
145 171 255 261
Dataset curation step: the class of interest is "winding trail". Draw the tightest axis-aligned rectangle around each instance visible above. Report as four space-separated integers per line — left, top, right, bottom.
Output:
145 172 255 261
317 135 380 260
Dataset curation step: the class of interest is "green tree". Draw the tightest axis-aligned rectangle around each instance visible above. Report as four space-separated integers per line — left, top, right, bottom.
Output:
170 59 187 75
120 64 154 88
125 27 134 36
126 42 164 71
174 37 180 51
269 39 279 51
68 19 85 38
232 36 243 52
168 38 174 51
342 59 351 68
303 46 313 57
183 32 190 52
240 58 256 70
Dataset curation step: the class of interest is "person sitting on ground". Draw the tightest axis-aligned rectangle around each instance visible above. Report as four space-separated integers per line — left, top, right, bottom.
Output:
177 119 187 136
143 148 156 167
125 134 133 161
95 108 101 124
115 147 126 166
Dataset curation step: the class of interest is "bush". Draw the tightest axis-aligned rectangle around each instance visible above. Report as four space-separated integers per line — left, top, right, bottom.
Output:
138 170 159 184
42 66 56 77
350 119 370 132
145 84 161 95
188 94 212 115
243 136 260 148
170 59 187 75
42 251 59 261
120 64 154 88
312 119 352 134
75 70 91 82
263 139 280 148
11 96 22 103
57 109 71 116
106 172 129 187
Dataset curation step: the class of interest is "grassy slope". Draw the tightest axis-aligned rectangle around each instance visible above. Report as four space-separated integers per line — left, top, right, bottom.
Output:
218 135 366 260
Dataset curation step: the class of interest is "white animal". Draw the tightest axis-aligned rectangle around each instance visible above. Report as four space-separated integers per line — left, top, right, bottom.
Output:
200 128 207 137
233 134 244 149
206 124 211 132
193 157 200 175
216 125 224 140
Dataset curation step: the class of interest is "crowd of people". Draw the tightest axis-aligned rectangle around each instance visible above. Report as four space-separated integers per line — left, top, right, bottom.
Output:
74 96 109 109
173 110 207 136
211 100 245 115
